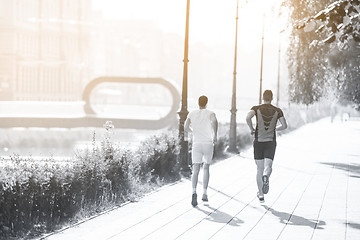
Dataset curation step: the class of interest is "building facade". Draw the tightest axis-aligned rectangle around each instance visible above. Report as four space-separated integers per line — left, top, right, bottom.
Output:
0 0 92 101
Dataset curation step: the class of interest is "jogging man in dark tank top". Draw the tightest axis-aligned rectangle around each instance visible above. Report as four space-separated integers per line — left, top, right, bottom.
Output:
246 90 287 202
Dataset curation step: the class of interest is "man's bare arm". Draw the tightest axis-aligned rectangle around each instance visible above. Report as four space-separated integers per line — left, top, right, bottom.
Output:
184 117 191 132
276 116 287 131
246 110 256 134
211 113 218 143
184 117 192 140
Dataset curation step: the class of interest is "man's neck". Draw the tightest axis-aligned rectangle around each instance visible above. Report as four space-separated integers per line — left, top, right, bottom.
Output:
263 101 271 104
199 106 206 109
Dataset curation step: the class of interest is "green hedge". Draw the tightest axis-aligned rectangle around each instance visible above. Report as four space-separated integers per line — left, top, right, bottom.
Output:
0 122 258 239
0 129 181 239
0 103 331 239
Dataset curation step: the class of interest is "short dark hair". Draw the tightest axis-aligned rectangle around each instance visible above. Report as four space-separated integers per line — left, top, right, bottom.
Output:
198 95 208 107
263 90 273 102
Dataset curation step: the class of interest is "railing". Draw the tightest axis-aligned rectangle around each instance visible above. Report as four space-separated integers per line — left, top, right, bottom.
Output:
0 77 180 129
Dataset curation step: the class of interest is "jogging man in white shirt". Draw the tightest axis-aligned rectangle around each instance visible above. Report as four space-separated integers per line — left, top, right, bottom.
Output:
185 95 218 207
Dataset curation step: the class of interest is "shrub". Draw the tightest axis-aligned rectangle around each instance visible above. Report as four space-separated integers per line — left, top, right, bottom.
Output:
136 130 180 183
0 126 181 239
213 123 253 160
3 106 329 239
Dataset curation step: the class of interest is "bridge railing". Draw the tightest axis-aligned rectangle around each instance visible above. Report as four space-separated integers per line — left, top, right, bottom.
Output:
0 77 180 129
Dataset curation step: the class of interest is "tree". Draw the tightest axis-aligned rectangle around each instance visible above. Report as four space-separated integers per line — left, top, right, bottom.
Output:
285 0 360 108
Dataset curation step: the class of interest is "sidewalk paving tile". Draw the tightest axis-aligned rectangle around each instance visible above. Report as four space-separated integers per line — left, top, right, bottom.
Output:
42 118 360 240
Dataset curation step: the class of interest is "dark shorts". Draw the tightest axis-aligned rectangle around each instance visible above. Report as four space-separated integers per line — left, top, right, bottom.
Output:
253 140 277 160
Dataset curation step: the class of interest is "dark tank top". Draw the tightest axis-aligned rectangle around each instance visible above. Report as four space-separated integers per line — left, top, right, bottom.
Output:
251 104 284 142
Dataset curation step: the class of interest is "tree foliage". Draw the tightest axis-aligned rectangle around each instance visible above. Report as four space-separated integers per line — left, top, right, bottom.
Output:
285 0 360 108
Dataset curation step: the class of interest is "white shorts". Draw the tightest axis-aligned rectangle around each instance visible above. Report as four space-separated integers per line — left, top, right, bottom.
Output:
191 143 214 164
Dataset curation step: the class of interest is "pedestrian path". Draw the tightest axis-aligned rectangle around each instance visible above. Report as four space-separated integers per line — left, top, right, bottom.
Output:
41 117 360 240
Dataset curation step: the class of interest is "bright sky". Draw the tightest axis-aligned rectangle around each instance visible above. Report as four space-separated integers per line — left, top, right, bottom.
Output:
91 0 290 109
92 0 286 47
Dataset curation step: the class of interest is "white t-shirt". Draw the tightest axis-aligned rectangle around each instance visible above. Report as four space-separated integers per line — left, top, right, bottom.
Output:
187 109 216 143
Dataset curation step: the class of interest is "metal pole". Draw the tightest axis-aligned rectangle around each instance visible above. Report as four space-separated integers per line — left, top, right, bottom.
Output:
259 13 265 105
276 34 281 106
227 0 240 153
276 29 284 107
178 0 191 177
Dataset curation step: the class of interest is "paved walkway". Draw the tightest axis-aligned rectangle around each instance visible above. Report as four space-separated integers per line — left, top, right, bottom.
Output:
41 117 360 240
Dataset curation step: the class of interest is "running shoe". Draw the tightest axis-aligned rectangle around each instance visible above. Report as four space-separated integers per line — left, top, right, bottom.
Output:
191 193 198 207
262 175 269 194
202 194 208 202
257 192 265 203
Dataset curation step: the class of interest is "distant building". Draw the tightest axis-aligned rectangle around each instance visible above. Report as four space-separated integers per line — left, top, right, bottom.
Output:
0 1 186 103
92 19 183 81
0 0 93 101
90 19 183 107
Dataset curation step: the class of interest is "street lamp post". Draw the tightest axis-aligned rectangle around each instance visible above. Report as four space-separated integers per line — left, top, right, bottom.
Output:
178 0 191 177
276 29 284 107
227 0 240 153
259 13 265 104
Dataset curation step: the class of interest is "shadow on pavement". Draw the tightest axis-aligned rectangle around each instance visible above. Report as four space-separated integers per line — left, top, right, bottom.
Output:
263 205 326 229
206 185 258 210
196 205 244 226
347 222 360 230
319 162 360 178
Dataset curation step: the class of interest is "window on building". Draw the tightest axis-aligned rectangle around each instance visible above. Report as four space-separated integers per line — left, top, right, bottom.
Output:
0 0 5 19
